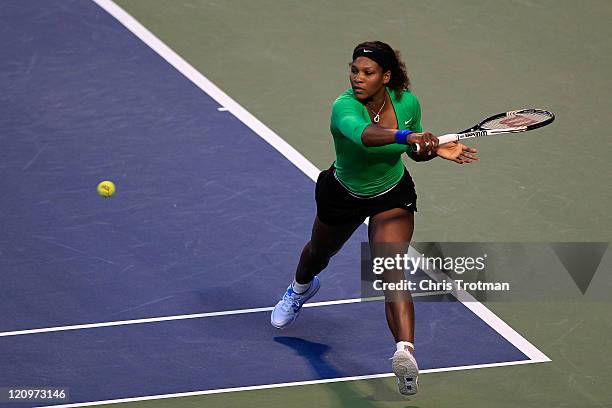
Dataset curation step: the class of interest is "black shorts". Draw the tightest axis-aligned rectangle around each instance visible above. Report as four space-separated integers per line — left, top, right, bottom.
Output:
315 163 417 226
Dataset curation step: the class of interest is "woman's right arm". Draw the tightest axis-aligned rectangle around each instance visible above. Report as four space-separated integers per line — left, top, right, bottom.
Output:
332 97 437 154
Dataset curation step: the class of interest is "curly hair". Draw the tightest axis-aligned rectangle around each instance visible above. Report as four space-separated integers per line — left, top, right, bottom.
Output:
353 41 411 95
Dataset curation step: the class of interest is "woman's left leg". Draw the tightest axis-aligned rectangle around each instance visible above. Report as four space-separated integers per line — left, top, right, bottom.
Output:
368 207 419 395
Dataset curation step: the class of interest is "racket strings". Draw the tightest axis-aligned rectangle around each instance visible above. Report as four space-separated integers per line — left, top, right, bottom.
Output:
481 110 553 130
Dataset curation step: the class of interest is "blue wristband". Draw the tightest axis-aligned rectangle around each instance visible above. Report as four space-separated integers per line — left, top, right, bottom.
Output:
395 129 412 144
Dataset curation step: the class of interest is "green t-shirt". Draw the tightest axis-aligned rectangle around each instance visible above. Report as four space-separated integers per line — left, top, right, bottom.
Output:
330 87 423 196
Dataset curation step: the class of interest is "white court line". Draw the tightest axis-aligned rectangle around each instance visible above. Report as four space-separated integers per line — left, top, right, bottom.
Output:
35 359 540 408
0 293 448 338
93 0 549 365
92 0 321 182
457 289 550 363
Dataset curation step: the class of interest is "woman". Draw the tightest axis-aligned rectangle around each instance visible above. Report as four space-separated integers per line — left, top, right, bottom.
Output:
271 41 479 395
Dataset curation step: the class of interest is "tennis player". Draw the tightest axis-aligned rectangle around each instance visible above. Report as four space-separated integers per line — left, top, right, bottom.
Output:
271 41 479 395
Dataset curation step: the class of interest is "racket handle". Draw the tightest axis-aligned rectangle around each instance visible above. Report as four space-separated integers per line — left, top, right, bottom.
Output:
410 133 459 153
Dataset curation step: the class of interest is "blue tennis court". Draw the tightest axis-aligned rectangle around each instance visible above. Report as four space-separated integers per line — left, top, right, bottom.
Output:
0 1 548 407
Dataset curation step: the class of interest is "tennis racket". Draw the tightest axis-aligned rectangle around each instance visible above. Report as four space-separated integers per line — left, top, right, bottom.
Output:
411 109 555 153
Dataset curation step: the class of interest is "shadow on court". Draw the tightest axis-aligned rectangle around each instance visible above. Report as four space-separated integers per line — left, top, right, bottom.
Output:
274 336 419 407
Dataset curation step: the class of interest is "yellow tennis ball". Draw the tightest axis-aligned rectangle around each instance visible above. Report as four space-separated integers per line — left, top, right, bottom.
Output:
97 181 116 198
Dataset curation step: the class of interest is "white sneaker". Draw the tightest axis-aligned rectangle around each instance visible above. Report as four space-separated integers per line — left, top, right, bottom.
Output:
270 276 320 329
392 348 419 395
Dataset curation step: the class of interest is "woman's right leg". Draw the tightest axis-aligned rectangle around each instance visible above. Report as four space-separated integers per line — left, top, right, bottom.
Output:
271 215 362 329
295 215 364 284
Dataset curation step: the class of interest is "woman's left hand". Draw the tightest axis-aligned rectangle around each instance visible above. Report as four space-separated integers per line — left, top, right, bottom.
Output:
436 142 479 164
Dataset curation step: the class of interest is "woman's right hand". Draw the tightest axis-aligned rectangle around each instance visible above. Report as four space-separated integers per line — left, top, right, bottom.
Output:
408 132 438 156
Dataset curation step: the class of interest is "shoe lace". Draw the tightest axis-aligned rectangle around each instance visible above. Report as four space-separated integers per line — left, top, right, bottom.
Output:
280 292 301 312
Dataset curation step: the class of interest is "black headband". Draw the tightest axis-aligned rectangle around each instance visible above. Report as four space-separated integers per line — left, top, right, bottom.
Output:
352 47 393 71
